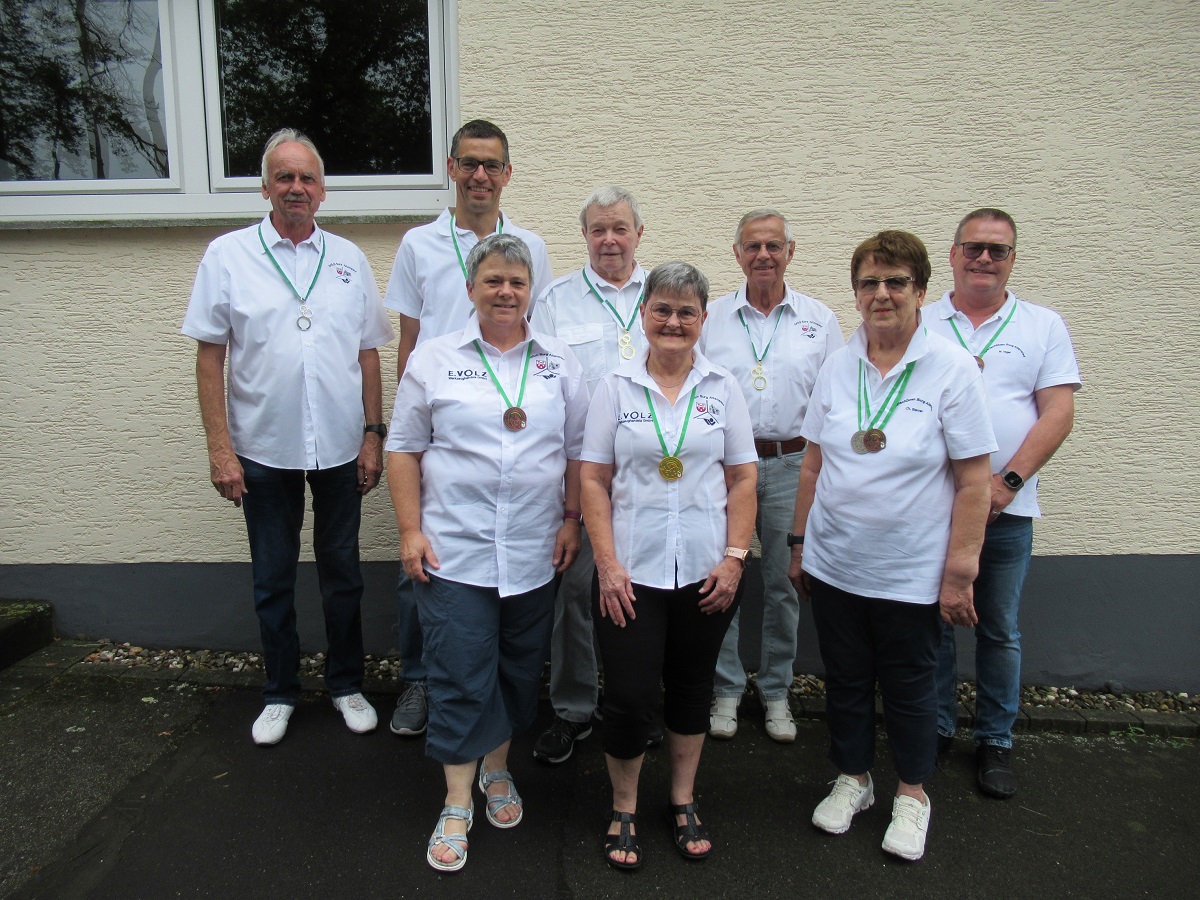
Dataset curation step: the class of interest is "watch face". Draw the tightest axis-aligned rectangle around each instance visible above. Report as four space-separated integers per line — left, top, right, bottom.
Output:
1004 472 1023 489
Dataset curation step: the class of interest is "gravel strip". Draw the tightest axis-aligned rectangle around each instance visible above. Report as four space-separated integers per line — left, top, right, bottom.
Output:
78 641 1196 715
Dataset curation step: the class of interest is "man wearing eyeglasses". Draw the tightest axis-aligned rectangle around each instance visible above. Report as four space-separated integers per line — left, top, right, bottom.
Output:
700 209 843 744
528 185 648 764
382 119 553 738
928 208 1081 799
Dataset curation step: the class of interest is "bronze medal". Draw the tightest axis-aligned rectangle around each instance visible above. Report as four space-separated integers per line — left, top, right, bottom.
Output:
851 430 868 454
974 355 985 371
658 456 684 480
863 428 886 453
503 407 528 431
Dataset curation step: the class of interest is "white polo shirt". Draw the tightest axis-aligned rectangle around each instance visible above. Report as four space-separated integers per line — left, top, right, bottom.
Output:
700 284 844 441
383 207 553 345
581 348 758 589
531 262 649 396
182 215 395 470
926 291 1082 518
386 318 588 597
800 324 998 604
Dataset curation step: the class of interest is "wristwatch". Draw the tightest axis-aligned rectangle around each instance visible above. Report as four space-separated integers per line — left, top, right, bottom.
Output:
364 424 388 439
1000 469 1025 491
724 547 750 567
786 532 805 547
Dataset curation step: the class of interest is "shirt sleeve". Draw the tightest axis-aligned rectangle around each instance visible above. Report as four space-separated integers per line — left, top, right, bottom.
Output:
180 241 230 344
357 253 396 349
823 307 846 355
560 344 590 460
386 345 433 453
1035 311 1083 392
530 242 554 308
800 353 836 445
941 358 1000 460
529 283 555 335
581 376 618 465
720 374 758 465
383 235 421 317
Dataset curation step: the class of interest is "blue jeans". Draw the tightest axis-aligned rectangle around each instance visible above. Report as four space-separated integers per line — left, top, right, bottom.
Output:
713 450 803 702
394 571 426 682
935 513 1033 749
239 456 365 704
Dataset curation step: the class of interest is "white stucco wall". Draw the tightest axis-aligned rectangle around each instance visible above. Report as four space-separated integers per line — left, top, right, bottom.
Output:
1 0 1197 565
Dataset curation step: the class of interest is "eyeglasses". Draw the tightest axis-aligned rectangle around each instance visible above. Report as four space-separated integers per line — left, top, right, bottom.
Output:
854 276 915 294
454 157 506 176
647 303 701 325
739 240 789 257
957 241 1013 261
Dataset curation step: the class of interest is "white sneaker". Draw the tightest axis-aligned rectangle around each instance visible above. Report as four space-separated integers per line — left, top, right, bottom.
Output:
764 699 797 743
812 773 874 834
708 696 739 739
332 693 378 733
252 703 293 745
882 794 931 861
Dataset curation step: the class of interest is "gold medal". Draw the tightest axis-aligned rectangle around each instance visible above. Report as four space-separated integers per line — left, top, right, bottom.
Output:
863 428 886 453
752 362 767 391
851 430 868 454
974 355 985 371
659 456 684 480
503 407 528 431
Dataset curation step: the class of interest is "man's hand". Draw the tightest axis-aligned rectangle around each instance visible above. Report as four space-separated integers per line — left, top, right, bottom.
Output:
358 434 384 495
209 446 246 506
988 473 1017 523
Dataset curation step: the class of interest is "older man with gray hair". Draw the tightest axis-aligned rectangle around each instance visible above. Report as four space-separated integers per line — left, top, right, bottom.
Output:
529 185 649 764
701 209 843 743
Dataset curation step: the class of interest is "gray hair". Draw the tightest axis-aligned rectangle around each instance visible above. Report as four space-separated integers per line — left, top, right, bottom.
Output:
734 208 794 246
645 261 710 310
261 128 325 185
578 185 644 230
465 233 534 285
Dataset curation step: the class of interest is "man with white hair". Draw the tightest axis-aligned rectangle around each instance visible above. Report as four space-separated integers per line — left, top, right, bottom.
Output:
528 185 648 763
701 209 843 743
183 128 393 745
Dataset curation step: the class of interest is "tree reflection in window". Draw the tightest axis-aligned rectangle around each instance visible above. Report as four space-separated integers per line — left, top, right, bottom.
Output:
215 0 433 179
0 0 168 181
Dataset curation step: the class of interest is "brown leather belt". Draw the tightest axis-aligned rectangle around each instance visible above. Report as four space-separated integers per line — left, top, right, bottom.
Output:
755 437 807 458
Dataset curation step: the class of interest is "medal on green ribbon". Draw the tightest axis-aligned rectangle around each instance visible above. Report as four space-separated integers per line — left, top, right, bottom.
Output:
738 304 786 390
475 339 533 430
583 269 644 360
259 224 326 330
644 385 697 480
853 359 915 454
948 299 1016 370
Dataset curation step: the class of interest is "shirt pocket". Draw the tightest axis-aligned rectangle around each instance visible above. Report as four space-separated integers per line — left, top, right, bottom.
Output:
557 323 607 379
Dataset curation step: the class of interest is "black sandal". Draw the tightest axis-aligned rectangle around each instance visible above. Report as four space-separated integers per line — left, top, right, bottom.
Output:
667 801 712 860
604 810 642 870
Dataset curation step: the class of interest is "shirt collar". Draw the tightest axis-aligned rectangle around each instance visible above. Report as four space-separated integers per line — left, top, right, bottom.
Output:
456 314 535 354
437 207 510 237
847 314 931 373
733 282 796 317
580 261 647 298
935 289 1017 323
260 214 322 250
622 344 717 391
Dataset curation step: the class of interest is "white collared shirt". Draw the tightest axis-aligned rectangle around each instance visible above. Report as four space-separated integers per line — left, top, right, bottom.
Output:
182 215 395 470
700 284 844 440
800 324 998 604
926 291 1082 517
386 319 588 596
531 262 649 395
581 347 758 589
383 207 553 344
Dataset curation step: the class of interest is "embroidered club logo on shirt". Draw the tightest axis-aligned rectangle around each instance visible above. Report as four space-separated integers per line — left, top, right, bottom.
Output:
693 395 723 426
329 262 357 284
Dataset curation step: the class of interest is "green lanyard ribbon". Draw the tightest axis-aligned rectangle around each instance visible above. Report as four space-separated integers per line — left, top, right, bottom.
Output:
582 269 645 331
948 299 1016 360
857 359 915 431
474 339 533 410
258 223 326 302
737 304 787 363
451 213 503 282
644 385 698 460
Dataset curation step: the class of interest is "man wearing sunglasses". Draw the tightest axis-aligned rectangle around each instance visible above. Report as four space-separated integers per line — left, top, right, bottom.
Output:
928 208 1081 799
700 209 843 744
382 119 553 739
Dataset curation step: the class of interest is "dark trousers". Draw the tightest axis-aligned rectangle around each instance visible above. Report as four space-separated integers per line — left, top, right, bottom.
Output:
239 456 365 704
595 579 739 760
810 576 940 786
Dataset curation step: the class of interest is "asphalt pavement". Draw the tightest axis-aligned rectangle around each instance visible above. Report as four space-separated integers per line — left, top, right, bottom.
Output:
2 641 1198 900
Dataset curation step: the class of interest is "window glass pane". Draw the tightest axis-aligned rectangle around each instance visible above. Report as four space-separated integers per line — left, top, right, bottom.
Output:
0 0 168 181
214 0 433 179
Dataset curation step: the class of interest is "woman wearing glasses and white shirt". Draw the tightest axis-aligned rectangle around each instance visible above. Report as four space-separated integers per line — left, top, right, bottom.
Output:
787 230 996 861
387 234 588 873
581 262 758 870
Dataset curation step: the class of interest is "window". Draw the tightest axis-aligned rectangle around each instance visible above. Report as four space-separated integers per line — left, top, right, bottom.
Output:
0 0 458 224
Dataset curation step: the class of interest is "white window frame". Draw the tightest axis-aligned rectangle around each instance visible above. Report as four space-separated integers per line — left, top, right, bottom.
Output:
0 0 458 226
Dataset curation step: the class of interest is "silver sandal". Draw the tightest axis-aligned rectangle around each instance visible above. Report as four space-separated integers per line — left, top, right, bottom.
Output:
427 804 473 872
477 765 523 828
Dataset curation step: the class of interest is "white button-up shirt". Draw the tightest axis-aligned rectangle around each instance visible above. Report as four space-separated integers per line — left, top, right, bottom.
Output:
800 324 998 604
926 291 1082 517
383 207 553 344
581 348 758 589
531 262 649 396
701 284 844 440
386 319 588 596
182 216 394 470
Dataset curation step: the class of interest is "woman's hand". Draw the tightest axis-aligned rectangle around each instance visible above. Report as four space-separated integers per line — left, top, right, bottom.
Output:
400 530 439 583
553 520 582 572
596 558 637 627
698 557 743 614
787 545 811 600
938 575 978 627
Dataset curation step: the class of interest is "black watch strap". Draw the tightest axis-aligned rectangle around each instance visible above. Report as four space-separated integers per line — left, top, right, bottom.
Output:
364 424 387 438
787 532 805 547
